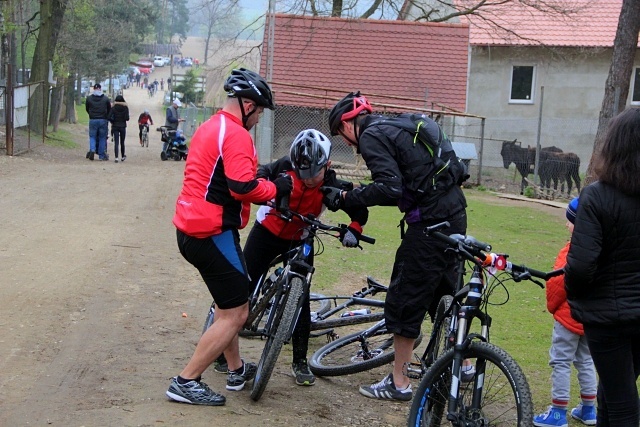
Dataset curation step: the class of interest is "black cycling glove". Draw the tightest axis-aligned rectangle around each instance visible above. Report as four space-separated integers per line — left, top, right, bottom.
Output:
321 186 344 212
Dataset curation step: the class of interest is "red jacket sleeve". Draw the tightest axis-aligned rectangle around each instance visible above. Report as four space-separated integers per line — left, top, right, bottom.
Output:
546 242 570 314
222 130 276 203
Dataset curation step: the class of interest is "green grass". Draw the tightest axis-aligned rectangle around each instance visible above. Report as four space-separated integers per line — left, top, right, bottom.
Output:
77 100 89 125
46 127 79 149
303 189 578 417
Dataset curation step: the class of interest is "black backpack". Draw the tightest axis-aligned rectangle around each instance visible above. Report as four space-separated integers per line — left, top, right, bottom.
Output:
373 113 469 210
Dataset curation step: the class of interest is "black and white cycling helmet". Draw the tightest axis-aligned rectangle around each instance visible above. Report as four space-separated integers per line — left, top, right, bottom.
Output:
223 68 275 110
290 129 331 179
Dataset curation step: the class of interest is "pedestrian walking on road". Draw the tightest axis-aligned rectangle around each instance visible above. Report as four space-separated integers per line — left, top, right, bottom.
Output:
109 95 130 163
85 83 111 161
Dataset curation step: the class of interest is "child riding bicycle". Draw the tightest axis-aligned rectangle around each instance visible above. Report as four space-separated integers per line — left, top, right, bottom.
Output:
213 129 369 386
137 110 154 146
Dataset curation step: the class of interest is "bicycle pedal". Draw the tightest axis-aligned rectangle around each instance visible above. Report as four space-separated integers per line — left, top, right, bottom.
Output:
404 361 424 380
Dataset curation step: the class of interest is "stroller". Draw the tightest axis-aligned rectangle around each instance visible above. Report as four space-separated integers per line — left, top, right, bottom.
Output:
157 126 188 161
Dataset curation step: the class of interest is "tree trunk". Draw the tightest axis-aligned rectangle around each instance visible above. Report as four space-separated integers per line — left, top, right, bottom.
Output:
584 0 640 185
331 0 343 17
28 0 68 135
65 74 77 123
48 77 64 131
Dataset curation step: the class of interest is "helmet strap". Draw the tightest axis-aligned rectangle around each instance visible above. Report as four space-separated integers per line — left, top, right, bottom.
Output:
237 97 258 129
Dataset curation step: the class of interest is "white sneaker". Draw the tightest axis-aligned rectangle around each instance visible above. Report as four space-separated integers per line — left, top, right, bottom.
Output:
114 158 119 163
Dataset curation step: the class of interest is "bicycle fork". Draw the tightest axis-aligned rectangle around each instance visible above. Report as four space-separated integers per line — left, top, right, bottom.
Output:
446 267 488 424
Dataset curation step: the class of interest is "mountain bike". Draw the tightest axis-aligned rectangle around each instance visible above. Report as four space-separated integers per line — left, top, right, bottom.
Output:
141 125 149 147
239 205 375 402
308 233 491 378
407 221 563 427
202 268 387 340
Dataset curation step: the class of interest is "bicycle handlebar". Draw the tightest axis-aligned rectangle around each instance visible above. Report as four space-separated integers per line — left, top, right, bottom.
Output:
265 201 375 245
424 221 562 287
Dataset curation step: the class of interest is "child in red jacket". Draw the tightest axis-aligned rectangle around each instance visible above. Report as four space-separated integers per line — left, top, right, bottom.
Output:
533 197 597 427
213 129 368 386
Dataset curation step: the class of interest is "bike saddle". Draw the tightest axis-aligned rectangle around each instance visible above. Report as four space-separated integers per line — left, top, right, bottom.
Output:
366 276 388 292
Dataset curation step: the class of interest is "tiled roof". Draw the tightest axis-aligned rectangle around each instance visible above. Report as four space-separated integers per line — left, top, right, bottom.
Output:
260 14 469 111
461 0 628 47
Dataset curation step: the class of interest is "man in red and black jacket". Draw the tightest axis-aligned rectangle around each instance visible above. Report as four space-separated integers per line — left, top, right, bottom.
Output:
166 69 292 407
213 129 368 386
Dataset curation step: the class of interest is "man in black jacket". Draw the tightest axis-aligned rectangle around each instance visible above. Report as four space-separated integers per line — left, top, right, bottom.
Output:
322 92 467 401
85 83 111 161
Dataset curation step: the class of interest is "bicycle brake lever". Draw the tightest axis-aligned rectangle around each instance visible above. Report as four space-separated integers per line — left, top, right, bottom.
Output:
531 278 545 289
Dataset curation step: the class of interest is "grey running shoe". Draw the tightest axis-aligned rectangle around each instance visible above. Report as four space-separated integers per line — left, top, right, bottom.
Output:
166 377 225 406
213 359 228 374
292 359 316 386
461 365 476 383
226 360 257 391
359 373 412 401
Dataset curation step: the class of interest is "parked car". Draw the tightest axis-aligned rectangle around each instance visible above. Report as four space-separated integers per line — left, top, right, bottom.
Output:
163 57 171 66
80 80 91 98
164 92 184 105
138 61 154 72
183 58 193 67
117 74 130 89
139 67 152 75
153 56 164 67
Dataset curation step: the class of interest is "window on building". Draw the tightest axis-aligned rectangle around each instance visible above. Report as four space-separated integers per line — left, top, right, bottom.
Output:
510 65 535 104
632 67 640 104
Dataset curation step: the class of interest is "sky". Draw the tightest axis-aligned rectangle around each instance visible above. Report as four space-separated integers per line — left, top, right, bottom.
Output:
239 0 269 18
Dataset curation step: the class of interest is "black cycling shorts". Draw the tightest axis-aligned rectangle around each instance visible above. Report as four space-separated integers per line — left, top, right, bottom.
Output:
176 228 251 309
384 213 467 339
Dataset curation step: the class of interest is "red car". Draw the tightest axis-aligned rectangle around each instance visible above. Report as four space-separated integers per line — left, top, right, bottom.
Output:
139 67 151 75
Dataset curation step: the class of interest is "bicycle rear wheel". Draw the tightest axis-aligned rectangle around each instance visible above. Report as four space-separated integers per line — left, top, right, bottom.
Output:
309 323 423 377
250 276 305 401
407 341 533 427
424 295 453 367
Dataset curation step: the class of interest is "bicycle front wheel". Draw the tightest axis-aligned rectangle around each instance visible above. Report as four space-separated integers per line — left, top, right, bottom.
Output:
250 276 305 401
201 302 215 335
407 341 533 427
309 324 423 377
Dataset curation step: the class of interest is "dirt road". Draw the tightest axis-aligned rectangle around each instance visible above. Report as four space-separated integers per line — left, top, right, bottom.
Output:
0 59 413 426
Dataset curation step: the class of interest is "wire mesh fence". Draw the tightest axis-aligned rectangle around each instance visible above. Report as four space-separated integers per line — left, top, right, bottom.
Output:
181 104 216 138
0 82 46 156
256 86 601 202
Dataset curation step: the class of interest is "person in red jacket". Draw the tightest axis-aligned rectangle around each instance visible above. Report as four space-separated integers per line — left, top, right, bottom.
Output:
166 69 293 407
212 129 369 386
533 197 597 427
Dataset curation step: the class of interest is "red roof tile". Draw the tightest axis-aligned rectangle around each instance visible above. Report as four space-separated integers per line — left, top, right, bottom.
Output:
461 0 628 47
260 14 469 112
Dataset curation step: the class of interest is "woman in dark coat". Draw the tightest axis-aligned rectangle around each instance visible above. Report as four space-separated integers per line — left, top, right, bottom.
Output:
565 107 640 426
109 95 130 162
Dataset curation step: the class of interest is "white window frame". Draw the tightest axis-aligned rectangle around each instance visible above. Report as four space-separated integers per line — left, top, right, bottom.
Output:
631 67 640 105
509 65 536 104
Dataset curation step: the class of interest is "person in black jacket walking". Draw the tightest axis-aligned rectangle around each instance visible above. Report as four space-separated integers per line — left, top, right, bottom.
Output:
109 95 130 163
321 92 468 401
85 83 111 161
565 107 640 427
